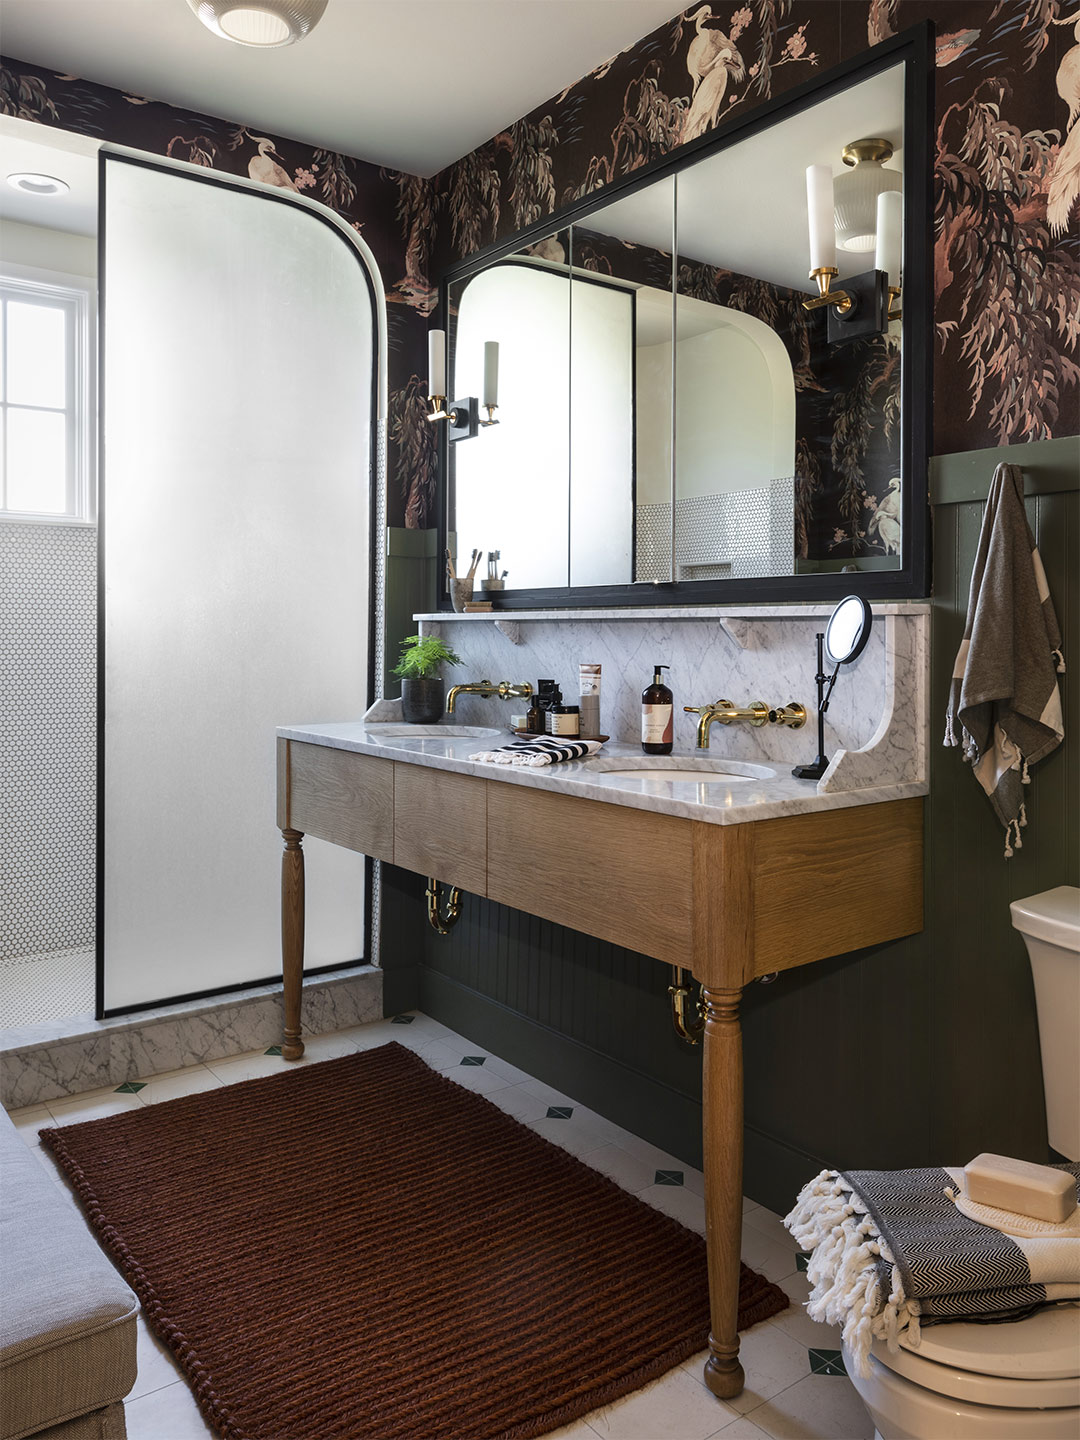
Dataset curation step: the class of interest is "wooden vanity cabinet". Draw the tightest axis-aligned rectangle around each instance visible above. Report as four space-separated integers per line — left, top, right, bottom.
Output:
277 737 923 1401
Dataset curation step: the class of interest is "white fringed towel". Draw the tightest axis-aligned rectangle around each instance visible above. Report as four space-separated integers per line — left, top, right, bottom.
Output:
785 1164 1080 1377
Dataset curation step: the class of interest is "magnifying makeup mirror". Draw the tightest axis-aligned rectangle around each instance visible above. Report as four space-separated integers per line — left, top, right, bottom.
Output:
793 595 874 781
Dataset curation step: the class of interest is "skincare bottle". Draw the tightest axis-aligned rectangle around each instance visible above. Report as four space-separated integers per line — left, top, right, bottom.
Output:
579 663 601 738
641 665 673 754
525 693 545 734
543 686 563 734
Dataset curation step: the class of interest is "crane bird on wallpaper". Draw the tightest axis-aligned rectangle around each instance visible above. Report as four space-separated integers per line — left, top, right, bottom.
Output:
867 477 902 556
247 136 299 192
1047 11 1080 236
682 7 746 142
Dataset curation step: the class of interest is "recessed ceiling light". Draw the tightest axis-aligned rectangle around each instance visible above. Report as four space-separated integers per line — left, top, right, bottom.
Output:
186 0 329 47
6 172 70 197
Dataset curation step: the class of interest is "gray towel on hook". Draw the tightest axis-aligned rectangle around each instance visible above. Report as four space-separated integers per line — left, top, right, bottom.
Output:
943 463 1065 856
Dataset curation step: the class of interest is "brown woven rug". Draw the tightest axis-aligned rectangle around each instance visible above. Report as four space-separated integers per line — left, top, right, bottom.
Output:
42 1042 787 1440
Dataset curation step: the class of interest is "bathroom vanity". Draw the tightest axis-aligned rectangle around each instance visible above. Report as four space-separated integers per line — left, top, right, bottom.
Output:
275 725 924 1400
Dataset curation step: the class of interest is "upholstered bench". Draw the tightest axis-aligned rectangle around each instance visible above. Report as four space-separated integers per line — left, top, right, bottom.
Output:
0 1107 138 1440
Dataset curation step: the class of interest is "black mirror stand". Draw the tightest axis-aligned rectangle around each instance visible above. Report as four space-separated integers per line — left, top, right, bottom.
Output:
793 632 836 781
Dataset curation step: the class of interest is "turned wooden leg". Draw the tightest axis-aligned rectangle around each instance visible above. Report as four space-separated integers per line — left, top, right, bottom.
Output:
281 828 306 1061
701 984 745 1399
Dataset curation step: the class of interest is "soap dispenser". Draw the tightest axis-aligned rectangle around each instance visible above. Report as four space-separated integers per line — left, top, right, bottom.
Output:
641 665 673 755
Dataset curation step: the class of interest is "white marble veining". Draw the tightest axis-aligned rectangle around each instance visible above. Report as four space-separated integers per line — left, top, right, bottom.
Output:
408 604 929 790
0 965 382 1109
277 724 926 829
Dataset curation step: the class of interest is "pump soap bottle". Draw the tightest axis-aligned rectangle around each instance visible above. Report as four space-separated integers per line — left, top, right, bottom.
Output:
641 665 673 754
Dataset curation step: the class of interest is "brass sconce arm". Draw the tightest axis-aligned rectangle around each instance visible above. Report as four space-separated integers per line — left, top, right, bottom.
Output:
802 266 853 315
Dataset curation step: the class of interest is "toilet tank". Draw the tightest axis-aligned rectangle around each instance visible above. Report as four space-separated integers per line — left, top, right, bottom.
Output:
1010 886 1080 1161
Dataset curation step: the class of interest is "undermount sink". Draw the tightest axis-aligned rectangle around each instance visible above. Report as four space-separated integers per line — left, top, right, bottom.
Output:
364 723 501 739
586 757 776 783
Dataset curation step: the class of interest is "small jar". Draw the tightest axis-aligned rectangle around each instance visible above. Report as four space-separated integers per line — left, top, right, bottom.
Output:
549 705 580 738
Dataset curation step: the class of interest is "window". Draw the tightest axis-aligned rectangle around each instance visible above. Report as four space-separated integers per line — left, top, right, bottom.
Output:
1 273 94 521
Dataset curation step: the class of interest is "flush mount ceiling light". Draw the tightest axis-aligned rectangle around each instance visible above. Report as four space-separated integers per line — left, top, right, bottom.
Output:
7 172 70 196
186 0 328 47
832 138 902 252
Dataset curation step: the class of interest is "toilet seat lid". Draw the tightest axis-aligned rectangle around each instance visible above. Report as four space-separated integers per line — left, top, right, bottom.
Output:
1009 886 1080 950
901 1304 1080 1381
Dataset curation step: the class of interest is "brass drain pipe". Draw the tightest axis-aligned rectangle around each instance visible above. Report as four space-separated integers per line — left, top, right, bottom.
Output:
426 878 462 934
669 965 706 1044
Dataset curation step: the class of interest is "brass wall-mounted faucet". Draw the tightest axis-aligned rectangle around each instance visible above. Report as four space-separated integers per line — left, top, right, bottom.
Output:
446 679 533 714
683 700 806 749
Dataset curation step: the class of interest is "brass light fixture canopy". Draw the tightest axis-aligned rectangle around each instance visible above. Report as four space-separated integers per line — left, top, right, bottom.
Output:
841 138 895 167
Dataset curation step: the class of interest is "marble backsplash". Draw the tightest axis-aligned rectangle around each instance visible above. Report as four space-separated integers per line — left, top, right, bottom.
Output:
417 604 929 790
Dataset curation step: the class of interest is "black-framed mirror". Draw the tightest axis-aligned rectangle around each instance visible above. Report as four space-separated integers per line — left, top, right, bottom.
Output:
438 23 932 609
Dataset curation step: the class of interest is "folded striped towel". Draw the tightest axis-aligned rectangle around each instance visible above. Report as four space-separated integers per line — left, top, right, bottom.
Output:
786 1164 1080 1377
468 737 603 768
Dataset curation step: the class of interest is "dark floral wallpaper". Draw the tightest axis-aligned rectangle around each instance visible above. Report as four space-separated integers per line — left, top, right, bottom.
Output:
4 0 1079 543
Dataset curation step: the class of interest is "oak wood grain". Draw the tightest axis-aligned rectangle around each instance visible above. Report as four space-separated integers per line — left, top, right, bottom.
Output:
394 766 487 893
486 784 693 961
691 823 756 989
288 742 395 860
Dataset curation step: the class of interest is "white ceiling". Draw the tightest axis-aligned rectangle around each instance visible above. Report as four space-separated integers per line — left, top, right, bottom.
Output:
0 0 685 177
0 122 100 235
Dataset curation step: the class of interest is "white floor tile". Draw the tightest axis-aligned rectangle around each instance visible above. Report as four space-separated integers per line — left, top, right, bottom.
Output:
412 1038 473 1069
724 1323 811 1415
128 1315 185 1401
637 1182 707 1235
529 1114 611 1158
480 1051 535 1084
6 1105 53 1146
584 1362 737 1440
770 1272 842 1351
292 1031 360 1063
136 1067 224 1105
682 1164 706 1197
581 1143 657 1194
124 1378 216 1440
204 1050 289 1084
745 1372 874 1440
441 1060 513 1094
743 1205 797 1252
716 1416 774 1438
47 1092 145 1124
740 1226 801 1283
484 1082 552 1124
545 1420 603 1440
518 1075 578 1108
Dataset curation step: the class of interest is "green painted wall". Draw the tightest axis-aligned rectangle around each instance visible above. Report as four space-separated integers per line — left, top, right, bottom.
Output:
384 528 438 695
381 441 1078 1214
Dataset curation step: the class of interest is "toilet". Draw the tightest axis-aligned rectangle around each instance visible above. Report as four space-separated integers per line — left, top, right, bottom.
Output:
843 886 1080 1440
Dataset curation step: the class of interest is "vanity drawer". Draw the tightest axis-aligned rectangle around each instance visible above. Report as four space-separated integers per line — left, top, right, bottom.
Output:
486 784 693 961
282 742 395 860
394 766 487 893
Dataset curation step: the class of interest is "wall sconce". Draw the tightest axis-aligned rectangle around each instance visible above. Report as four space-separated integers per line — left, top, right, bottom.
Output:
427 332 499 442
803 160 900 343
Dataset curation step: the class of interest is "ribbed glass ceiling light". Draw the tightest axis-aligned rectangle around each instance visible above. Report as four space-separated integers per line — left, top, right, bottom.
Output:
186 0 328 47
832 139 902 252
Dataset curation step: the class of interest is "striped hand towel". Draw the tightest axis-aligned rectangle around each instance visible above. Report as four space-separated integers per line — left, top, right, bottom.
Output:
468 737 603 768
943 463 1065 856
786 1164 1080 1377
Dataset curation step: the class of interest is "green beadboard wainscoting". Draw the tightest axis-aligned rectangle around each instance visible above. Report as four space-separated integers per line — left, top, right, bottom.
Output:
384 528 439 695
380 437 1078 1215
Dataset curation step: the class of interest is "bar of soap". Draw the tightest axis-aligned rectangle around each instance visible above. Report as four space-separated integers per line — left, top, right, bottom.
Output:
965 1153 1077 1223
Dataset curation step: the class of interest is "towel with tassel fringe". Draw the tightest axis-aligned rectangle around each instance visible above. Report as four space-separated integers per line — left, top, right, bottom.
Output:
943 462 1065 857
468 737 604 767
785 1164 1080 1378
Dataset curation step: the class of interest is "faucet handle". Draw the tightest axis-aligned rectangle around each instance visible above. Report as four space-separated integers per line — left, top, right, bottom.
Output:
683 700 727 715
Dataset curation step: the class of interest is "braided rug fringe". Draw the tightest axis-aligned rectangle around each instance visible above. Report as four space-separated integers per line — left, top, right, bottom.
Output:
41 1043 787 1440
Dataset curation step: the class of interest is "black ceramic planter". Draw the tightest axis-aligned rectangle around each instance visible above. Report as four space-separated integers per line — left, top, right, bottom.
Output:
400 676 445 724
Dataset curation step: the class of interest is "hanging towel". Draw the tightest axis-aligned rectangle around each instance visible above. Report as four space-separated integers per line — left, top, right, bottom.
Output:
785 1164 1080 1378
468 737 603 768
943 462 1065 856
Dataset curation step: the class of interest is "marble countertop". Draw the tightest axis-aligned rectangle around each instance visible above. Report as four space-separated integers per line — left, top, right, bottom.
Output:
277 722 927 827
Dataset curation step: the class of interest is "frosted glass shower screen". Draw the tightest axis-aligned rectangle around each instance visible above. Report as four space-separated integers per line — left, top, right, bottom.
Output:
101 155 373 1012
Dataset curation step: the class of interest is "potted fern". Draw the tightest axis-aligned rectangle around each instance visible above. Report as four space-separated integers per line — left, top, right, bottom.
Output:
393 634 463 724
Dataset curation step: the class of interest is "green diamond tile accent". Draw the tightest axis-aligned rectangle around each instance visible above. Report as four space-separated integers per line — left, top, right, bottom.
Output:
391 1014 414 1025
114 1081 146 1094
460 1056 486 1067
546 1106 573 1119
796 1252 810 1272
809 1348 847 1376
655 1170 684 1186
264 1045 283 1057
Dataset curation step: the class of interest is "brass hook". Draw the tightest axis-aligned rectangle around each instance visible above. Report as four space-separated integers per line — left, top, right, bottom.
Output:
426 878 462 934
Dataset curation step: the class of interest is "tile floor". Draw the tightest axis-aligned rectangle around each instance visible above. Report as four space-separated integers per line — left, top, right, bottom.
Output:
7 1011 873 1440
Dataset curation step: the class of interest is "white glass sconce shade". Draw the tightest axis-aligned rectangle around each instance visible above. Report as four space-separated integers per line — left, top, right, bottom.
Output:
875 189 902 287
805 165 835 272
483 341 499 407
428 329 446 396
186 0 328 47
833 143 902 252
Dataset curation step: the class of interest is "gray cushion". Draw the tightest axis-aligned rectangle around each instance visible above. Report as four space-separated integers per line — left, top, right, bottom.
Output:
1 1111 137 1440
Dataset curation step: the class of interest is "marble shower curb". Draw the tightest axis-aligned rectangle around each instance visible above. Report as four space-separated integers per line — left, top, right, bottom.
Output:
0 965 383 1110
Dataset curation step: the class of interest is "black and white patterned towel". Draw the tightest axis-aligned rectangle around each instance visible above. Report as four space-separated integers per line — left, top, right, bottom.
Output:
468 737 604 768
786 1164 1080 1375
